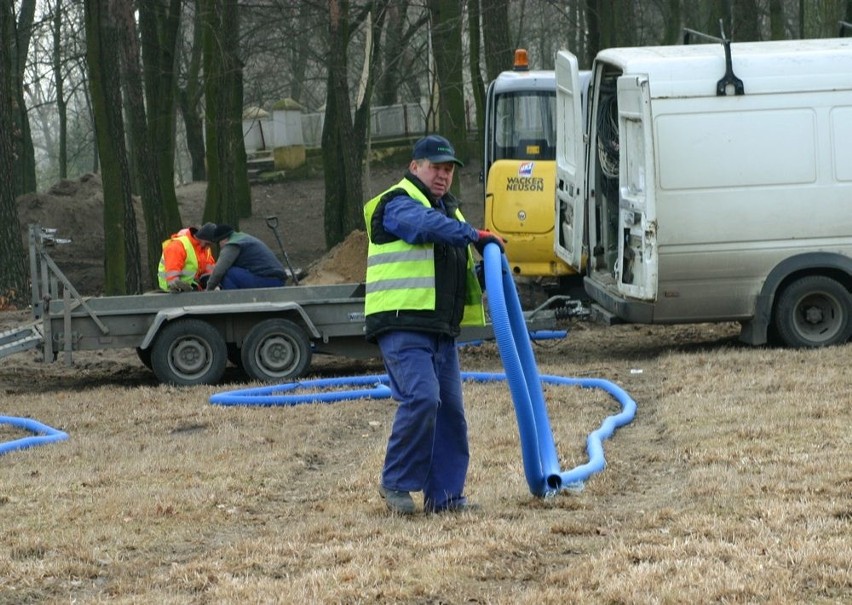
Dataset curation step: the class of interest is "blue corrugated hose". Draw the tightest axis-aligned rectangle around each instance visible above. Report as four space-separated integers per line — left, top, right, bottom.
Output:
210 243 637 496
0 416 68 455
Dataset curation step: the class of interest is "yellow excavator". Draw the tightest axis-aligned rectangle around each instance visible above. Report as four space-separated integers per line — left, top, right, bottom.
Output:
482 49 590 295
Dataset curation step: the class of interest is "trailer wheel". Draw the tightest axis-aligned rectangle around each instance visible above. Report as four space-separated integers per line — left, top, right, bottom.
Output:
151 319 228 386
773 276 852 348
240 318 312 382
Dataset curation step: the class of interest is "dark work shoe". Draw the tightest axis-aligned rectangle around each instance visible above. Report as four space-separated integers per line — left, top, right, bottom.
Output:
379 485 416 515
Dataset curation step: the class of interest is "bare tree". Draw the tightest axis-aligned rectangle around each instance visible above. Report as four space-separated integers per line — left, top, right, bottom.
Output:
177 0 206 182
117 0 172 286
138 0 183 231
84 0 142 295
371 3 430 106
482 0 511 80
769 0 786 39
201 0 250 226
732 0 761 40
322 0 390 248
427 0 468 164
11 0 37 196
0 0 28 307
467 0 485 137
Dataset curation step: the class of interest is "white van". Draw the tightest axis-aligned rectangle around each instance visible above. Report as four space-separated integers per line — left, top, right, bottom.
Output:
554 37 852 347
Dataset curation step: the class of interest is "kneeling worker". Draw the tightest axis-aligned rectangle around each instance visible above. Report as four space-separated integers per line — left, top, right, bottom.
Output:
196 223 287 290
158 226 216 292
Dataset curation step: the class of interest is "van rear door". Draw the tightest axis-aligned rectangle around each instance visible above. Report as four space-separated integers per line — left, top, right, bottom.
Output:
616 75 658 301
554 50 585 270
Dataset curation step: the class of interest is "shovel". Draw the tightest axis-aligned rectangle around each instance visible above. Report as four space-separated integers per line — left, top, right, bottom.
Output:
265 215 300 285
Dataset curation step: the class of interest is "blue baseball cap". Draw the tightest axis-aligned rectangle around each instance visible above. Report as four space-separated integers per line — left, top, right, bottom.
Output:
412 135 463 167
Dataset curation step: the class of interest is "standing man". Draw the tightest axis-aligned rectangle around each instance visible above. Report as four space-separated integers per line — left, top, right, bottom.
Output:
157 226 216 292
364 134 504 514
196 223 287 290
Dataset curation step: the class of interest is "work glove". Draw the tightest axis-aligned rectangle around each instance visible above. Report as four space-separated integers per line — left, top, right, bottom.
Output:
474 229 506 255
168 280 192 293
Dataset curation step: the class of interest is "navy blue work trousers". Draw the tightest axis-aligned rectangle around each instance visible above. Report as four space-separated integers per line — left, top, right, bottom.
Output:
220 266 285 290
377 330 470 511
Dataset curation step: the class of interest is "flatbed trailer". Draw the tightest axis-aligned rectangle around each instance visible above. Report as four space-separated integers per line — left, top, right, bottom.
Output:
0 225 570 386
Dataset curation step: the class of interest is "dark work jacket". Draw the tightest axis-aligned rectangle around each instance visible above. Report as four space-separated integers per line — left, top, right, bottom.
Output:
226 232 286 279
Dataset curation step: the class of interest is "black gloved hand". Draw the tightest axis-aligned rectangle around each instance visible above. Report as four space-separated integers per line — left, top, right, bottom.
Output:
168 280 192 293
474 229 506 255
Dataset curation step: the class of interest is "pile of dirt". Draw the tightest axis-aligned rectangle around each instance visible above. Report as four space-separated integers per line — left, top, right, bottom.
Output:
16 173 111 296
301 230 368 285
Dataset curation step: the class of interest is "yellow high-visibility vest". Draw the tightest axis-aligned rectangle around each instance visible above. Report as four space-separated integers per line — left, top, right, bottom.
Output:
157 233 200 290
363 179 484 327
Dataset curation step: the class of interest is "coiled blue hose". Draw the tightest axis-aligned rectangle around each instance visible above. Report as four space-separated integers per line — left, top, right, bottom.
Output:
481 243 636 494
210 374 392 406
209 243 636 496
0 416 69 455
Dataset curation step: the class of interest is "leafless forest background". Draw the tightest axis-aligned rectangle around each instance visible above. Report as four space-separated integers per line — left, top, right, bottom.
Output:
2 0 852 300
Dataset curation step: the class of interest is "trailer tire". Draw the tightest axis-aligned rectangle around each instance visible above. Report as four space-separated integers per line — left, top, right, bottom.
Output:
773 276 852 348
151 319 228 386
240 318 312 382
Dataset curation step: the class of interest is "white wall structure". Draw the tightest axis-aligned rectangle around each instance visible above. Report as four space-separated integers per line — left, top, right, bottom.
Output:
272 108 304 147
242 101 428 153
242 107 271 152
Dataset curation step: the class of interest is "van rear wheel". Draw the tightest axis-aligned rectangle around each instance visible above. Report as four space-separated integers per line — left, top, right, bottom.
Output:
774 276 852 348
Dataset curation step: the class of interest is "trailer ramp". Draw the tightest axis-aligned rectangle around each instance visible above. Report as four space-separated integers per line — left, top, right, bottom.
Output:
0 322 43 360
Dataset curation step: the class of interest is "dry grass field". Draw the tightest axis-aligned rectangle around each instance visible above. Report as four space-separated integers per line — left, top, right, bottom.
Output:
2 167 851 603
1 317 850 604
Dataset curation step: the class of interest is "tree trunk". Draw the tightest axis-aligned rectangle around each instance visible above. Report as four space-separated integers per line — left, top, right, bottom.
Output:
84 0 141 295
682 0 717 39
732 0 761 41
11 0 36 196
0 0 28 308
322 0 361 248
586 0 602 58
232 64 252 219
139 0 183 231
427 0 469 167
769 0 785 39
321 0 389 248
663 0 683 44
596 0 617 48
288 6 315 106
117 0 169 289
52 0 68 179
467 0 486 139
201 0 248 227
375 5 429 107
178 0 206 182
482 0 512 81
376 2 405 106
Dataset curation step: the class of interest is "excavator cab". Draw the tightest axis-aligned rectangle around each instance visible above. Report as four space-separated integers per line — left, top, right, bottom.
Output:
483 50 584 281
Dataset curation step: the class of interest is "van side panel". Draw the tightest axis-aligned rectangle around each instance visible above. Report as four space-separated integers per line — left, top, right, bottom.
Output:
638 92 852 323
656 109 817 190
834 107 852 181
